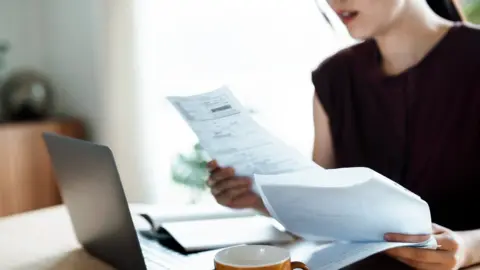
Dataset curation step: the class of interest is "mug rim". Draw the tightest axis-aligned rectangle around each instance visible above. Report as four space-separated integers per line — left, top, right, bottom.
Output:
214 245 290 268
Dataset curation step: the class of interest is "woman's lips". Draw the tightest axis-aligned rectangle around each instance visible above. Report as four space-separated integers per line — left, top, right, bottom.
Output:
336 10 359 25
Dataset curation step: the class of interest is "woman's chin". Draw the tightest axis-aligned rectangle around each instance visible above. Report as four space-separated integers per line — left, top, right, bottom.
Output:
346 29 373 40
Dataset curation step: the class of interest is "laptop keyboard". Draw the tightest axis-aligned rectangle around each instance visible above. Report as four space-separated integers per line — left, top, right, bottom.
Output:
139 235 190 269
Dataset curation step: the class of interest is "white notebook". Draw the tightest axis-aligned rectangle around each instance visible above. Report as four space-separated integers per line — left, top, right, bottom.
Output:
160 215 294 252
134 204 294 253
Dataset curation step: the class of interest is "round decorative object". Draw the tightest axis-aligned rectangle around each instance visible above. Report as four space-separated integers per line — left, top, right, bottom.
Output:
0 41 9 76
0 70 55 121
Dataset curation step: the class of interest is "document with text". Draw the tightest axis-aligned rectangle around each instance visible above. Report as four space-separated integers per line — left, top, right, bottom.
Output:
167 86 436 269
167 86 321 179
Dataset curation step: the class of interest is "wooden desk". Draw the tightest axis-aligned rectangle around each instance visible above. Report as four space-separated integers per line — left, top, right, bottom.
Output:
0 206 112 270
1 206 479 270
0 205 314 270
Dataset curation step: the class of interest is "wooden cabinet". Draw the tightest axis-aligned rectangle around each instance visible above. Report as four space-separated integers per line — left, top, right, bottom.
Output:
0 117 85 217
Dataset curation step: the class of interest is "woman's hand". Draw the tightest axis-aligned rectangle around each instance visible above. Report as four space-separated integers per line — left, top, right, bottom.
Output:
207 160 267 213
384 223 469 270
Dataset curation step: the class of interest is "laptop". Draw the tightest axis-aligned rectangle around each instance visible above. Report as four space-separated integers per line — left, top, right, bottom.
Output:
42 132 214 269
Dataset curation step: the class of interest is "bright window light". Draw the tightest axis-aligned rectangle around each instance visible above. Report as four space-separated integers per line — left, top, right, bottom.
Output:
133 0 354 205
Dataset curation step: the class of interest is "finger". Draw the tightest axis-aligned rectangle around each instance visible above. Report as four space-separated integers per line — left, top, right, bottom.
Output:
209 167 235 182
228 192 260 209
210 177 251 195
215 187 250 206
385 247 452 264
384 233 431 243
435 233 459 251
207 169 221 187
207 160 218 171
396 257 441 270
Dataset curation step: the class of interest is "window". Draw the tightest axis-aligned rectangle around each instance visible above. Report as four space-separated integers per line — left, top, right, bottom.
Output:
134 0 354 205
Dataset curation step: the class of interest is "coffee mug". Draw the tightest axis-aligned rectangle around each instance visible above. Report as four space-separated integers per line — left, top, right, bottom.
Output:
214 245 309 270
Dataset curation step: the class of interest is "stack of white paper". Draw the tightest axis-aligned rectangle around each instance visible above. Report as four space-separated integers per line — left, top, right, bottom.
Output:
254 167 432 242
254 167 437 269
167 86 436 270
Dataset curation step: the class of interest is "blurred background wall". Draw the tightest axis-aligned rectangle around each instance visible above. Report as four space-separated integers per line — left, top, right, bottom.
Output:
0 0 146 207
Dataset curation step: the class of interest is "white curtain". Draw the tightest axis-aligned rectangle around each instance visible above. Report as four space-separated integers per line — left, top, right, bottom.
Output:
97 0 156 203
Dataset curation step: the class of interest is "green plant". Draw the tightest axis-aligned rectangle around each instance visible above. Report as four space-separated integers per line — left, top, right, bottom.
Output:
463 1 480 24
171 143 211 192
170 107 258 204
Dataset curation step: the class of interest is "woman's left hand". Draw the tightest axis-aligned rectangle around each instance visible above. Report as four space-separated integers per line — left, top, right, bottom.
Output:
384 223 469 270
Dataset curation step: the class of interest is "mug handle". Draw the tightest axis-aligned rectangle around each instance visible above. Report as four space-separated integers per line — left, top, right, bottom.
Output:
291 261 309 270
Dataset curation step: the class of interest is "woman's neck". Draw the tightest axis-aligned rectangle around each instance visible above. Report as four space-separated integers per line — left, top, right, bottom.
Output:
374 3 454 76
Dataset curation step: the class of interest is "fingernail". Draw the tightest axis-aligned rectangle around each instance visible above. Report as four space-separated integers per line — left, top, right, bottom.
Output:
207 180 214 186
384 234 392 241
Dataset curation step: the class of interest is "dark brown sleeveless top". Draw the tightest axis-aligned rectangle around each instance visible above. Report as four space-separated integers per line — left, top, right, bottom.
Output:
313 23 480 231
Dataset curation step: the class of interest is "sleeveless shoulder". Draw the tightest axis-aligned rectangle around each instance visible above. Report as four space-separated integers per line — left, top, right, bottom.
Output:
454 23 480 59
312 40 373 80
459 22 480 41
436 23 480 88
311 40 376 117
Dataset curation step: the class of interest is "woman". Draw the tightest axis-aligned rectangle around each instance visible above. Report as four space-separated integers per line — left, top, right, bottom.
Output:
208 0 480 269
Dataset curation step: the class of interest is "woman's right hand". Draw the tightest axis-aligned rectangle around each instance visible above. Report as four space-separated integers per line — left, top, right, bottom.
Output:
207 160 267 213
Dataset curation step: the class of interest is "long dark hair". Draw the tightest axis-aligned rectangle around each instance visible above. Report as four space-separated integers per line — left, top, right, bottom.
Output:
427 0 463 21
